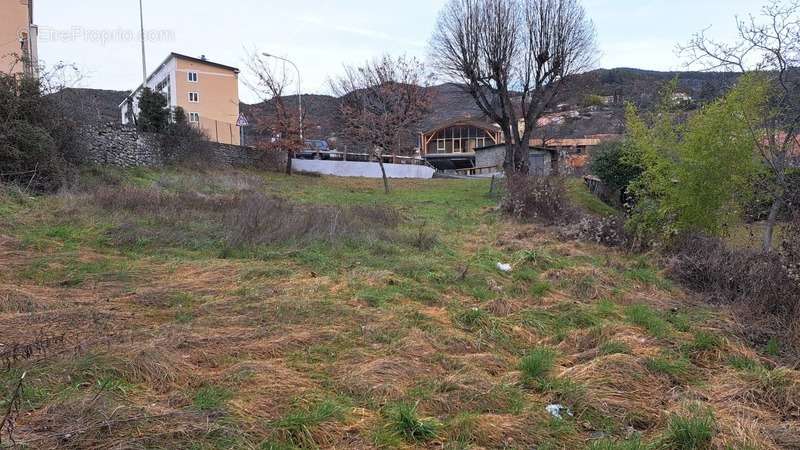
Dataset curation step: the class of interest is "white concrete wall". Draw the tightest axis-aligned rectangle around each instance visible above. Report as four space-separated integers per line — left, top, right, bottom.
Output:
292 159 435 179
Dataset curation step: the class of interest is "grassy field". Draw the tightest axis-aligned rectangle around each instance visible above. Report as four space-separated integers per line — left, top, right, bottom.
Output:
0 167 798 449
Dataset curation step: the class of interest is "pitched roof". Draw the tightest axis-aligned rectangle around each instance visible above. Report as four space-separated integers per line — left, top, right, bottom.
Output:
169 53 239 73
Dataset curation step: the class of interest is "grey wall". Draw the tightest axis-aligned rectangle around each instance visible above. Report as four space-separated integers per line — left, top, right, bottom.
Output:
529 150 553 176
292 159 435 179
475 146 506 169
475 145 555 175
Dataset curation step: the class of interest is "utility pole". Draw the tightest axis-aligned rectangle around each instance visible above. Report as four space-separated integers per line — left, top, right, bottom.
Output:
262 53 303 142
138 0 147 88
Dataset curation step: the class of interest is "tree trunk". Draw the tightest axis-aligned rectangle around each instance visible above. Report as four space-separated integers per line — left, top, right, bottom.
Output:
504 142 530 176
377 154 390 194
286 150 294 175
763 195 783 252
514 142 530 174
551 150 560 176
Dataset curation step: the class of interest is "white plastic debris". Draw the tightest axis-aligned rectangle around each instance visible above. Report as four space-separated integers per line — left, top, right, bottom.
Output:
496 262 513 273
546 404 573 420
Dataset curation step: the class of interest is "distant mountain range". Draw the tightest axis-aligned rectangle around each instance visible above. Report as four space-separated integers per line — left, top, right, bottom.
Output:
58 68 740 148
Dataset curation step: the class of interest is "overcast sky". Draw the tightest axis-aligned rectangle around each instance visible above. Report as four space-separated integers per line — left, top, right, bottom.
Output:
36 0 766 102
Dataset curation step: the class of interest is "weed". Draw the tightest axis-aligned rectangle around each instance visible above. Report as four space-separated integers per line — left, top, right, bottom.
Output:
599 340 631 356
269 399 347 447
624 267 660 286
445 413 480 447
728 355 761 371
192 385 232 412
661 406 715 449
624 304 671 338
530 280 552 298
259 441 299 450
357 286 397 308
539 377 587 408
685 331 721 353
595 298 619 318
454 307 490 331
386 403 440 443
589 436 647 450
667 312 692 332
645 352 691 383
764 338 781 356
175 311 194 324
520 347 557 383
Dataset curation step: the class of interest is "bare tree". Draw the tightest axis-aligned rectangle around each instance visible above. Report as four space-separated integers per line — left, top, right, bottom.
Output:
330 55 433 193
244 51 304 175
681 0 800 251
431 0 597 174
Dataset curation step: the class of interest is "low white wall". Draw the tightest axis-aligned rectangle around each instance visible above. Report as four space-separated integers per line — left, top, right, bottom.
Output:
292 159 435 179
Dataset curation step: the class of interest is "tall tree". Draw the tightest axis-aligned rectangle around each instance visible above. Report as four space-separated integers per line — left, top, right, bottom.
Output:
680 0 800 251
330 55 433 194
245 52 304 175
431 0 597 174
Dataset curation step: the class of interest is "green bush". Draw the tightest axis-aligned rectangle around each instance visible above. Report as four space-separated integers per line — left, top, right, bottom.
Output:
589 140 641 201
0 70 76 192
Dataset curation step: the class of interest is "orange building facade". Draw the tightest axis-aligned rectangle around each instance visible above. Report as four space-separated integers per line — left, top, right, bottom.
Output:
120 53 241 145
0 0 38 76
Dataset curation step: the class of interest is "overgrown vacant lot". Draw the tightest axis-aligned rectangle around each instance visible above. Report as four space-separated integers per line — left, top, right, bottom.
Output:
1 168 798 449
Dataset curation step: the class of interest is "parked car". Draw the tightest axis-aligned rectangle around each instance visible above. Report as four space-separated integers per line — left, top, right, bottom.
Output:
304 140 330 153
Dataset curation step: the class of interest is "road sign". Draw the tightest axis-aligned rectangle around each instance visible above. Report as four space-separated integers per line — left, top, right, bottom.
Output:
236 113 249 127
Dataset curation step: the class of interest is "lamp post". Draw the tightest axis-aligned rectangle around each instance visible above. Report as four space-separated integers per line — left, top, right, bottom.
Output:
262 53 303 143
138 0 147 88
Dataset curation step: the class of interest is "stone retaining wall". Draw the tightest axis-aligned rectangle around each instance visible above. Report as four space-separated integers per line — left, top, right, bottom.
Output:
76 123 285 169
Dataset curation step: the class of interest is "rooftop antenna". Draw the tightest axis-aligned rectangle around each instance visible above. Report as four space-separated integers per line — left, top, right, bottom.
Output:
138 0 147 88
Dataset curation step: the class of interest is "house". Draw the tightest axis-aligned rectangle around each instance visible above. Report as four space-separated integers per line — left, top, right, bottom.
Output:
671 92 693 104
419 119 504 171
0 0 38 76
120 53 241 145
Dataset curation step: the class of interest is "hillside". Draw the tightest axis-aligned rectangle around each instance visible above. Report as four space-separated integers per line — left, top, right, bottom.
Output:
50 88 130 124
1 168 798 449
565 68 740 107
61 68 737 147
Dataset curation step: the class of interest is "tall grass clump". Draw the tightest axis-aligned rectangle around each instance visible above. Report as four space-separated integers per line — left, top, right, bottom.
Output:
624 304 670 338
268 399 346 447
386 403 440 443
519 347 557 382
660 406 715 449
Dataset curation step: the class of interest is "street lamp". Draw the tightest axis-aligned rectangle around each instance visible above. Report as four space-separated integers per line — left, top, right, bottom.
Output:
138 0 148 88
262 53 303 143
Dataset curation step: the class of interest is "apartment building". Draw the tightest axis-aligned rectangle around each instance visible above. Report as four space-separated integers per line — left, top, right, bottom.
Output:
120 53 241 145
0 0 39 76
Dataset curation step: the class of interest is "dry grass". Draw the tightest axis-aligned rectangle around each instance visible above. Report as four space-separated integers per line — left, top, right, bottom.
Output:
2 169 799 449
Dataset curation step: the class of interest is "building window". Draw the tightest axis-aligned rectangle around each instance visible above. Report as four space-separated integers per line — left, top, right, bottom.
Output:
436 139 446 152
188 72 198 83
189 112 200 123
188 92 199 103
453 139 462 152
